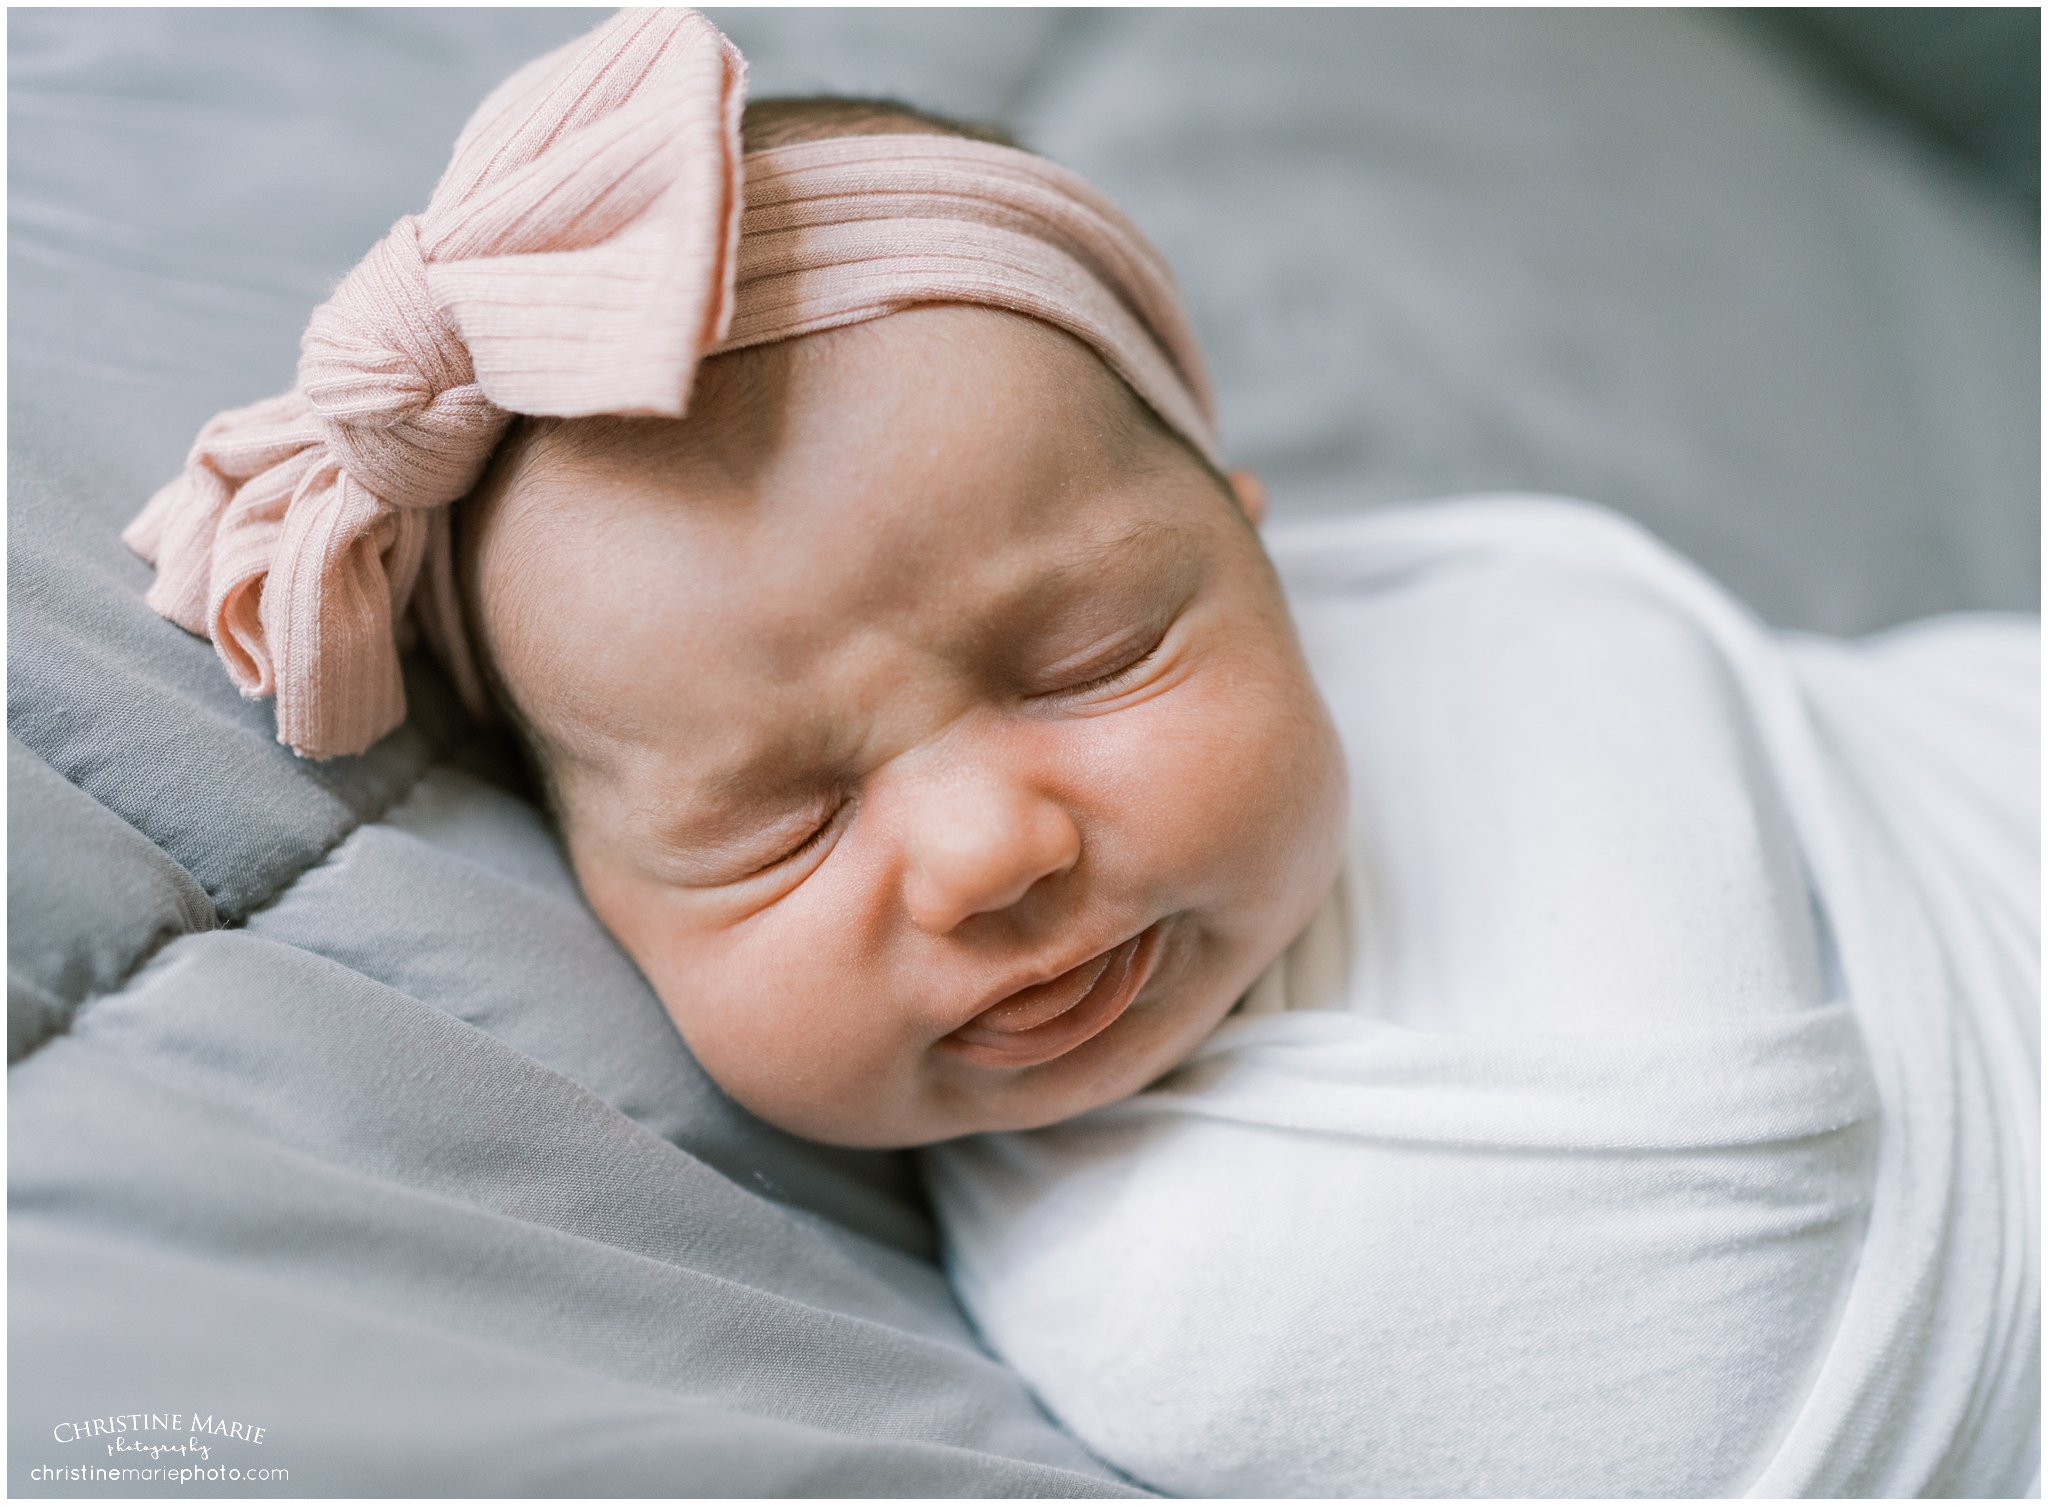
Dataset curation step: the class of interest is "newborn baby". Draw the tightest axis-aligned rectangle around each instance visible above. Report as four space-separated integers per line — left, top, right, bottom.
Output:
121 9 1345 1149
459 302 1345 1147
126 9 2037 1499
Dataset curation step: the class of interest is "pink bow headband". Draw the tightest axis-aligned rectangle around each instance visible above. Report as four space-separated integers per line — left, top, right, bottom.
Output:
124 8 1218 759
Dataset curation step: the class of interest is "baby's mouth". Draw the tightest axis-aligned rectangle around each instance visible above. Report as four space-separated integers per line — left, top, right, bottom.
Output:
939 924 1163 1070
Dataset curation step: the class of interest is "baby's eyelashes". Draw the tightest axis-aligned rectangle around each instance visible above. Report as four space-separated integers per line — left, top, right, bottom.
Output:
1019 614 1198 716
635 792 849 890
1036 634 1168 700
1017 609 1178 697
739 799 848 879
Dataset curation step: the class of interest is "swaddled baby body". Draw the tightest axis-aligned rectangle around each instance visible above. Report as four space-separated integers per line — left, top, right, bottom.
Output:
126 11 2037 1498
463 246 2037 1499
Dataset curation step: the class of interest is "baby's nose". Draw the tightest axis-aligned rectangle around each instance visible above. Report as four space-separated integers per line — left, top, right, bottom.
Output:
901 777 1082 936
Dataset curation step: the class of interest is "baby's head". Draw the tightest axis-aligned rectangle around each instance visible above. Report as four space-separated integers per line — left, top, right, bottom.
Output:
460 103 1346 1144
130 35 1348 1148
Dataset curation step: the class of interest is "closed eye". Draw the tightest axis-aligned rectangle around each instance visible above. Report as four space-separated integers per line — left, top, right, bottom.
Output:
1043 636 1166 700
739 799 846 882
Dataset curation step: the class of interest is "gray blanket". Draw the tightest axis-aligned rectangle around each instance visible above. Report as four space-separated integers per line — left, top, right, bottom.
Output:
9 9 2035 1496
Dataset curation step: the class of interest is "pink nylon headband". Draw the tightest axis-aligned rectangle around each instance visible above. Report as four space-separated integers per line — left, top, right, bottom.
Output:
123 8 1218 760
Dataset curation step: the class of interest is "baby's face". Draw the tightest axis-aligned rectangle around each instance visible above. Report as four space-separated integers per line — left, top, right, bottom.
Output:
473 307 1346 1146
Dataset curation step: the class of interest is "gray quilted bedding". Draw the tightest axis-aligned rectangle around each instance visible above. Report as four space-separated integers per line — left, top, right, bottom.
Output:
9 9 2036 1496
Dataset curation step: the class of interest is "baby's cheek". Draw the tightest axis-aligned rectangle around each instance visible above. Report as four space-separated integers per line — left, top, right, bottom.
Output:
663 893 926 1126
1151 655 1332 854
628 923 851 1126
1251 673 1349 901
573 852 759 1044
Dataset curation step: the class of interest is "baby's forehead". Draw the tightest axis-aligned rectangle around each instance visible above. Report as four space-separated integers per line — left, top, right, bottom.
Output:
463 308 1229 756
485 310 1187 568
498 429 1201 627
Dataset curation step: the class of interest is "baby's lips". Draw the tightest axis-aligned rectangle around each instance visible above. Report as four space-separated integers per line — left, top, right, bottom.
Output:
939 928 1158 1068
969 951 1117 1036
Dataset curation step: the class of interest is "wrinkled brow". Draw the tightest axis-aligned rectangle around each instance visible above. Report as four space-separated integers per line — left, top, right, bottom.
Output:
977 519 1204 656
593 510 1213 861
1009 518 1201 608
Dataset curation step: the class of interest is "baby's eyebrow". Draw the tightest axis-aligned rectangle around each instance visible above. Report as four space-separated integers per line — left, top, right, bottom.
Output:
614 731 840 856
685 746 833 815
997 520 1203 625
1044 519 1198 582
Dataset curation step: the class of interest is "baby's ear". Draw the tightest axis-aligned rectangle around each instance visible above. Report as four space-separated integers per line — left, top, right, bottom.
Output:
1227 469 1268 526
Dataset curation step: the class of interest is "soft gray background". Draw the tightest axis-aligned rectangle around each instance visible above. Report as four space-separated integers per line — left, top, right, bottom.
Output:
717 8 2041 634
10 8 2038 1497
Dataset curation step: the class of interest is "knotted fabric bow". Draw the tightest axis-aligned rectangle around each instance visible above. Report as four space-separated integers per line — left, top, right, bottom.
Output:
126 7 1218 759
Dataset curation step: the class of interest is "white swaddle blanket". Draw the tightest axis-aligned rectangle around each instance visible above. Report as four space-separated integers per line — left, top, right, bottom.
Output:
925 498 2039 1498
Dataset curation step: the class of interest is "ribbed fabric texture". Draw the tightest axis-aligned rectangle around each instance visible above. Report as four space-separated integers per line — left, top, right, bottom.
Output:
122 7 1215 759
717 137 1217 461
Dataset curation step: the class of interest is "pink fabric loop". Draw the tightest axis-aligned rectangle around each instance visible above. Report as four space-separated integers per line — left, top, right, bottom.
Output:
125 8 746 757
126 8 1218 761
299 217 503 509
